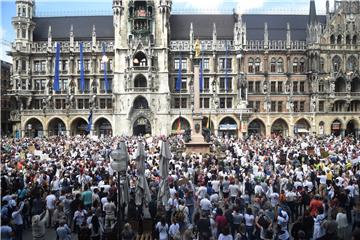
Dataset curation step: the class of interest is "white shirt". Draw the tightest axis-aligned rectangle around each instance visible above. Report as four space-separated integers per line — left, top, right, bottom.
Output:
156 223 169 240
244 214 254 226
200 198 212 211
229 184 240 197
46 194 56 209
168 223 180 237
211 180 220 193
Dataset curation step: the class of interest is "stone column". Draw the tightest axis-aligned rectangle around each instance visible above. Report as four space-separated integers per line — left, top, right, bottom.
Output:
191 58 204 142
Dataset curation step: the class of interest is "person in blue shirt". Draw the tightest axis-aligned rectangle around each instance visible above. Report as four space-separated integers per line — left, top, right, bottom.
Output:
11 201 24 240
1 217 14 240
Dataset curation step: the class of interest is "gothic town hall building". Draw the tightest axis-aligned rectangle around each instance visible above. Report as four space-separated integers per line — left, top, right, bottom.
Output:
7 0 360 138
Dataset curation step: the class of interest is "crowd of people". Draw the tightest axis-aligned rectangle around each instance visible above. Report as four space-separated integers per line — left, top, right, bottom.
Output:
1 134 360 240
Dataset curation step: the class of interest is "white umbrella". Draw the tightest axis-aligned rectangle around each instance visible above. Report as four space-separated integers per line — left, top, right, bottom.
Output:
157 140 171 206
135 141 151 206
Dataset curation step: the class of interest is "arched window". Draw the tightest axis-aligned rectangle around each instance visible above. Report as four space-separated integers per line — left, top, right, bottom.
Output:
277 58 284 73
320 58 325 73
255 58 261 73
133 96 149 109
270 58 276 73
353 35 358 45
318 80 324 92
248 58 254 73
299 58 306 73
337 35 342 44
292 58 298 73
134 74 147 88
133 52 147 67
347 56 358 72
346 35 351 45
332 55 342 73
330 35 335 44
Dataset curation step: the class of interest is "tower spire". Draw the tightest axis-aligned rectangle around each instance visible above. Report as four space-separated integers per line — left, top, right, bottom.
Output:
309 0 318 26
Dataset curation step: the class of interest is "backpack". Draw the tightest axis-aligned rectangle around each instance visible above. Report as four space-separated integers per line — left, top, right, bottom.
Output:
174 207 186 223
258 214 271 229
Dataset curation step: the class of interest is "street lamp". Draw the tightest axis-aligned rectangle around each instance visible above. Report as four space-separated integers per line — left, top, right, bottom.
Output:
110 140 129 240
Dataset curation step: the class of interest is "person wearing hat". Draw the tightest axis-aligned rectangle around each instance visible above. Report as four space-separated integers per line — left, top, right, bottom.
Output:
32 209 49 240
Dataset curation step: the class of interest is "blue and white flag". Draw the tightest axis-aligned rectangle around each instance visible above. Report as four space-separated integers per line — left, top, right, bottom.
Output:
176 52 182 92
86 110 93 133
225 40 228 93
102 42 109 93
200 53 204 92
53 42 60 92
80 42 85 93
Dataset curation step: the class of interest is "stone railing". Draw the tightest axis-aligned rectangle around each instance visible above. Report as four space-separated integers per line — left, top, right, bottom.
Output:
31 41 115 54
170 40 234 51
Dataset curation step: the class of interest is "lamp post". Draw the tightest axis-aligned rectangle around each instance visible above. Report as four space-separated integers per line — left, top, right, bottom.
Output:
110 140 129 240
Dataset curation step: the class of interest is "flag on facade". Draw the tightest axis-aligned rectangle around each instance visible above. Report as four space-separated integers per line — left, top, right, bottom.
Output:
207 112 211 129
177 114 181 133
80 42 85 93
102 42 109 93
86 110 93 133
53 42 60 92
225 40 228 93
200 53 203 92
176 52 182 92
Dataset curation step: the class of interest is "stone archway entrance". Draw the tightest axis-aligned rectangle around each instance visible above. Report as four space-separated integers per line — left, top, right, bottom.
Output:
24 118 44 138
248 119 266 136
94 118 112 137
133 117 151 136
71 118 88 136
346 120 359 138
271 119 289 136
331 120 342 137
48 118 66 136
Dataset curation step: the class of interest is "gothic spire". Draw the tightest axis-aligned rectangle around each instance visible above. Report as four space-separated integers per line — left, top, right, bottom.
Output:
309 0 318 26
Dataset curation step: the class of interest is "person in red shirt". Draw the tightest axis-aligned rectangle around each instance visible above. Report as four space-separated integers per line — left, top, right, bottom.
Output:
215 208 228 237
309 194 323 217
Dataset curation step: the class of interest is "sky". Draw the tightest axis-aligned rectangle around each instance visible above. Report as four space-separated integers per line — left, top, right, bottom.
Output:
1 0 333 62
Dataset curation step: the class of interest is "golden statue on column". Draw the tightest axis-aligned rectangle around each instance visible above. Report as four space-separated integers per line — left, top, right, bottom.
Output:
194 38 201 58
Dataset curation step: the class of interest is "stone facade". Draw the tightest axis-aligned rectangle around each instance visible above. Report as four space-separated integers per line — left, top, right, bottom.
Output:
7 0 360 138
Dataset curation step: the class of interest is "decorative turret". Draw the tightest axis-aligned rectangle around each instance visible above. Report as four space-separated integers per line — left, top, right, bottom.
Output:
234 13 246 50
47 25 52 48
264 22 269 49
189 22 194 52
92 25 96 49
12 0 35 44
286 22 291 49
306 0 321 44
212 23 217 51
69 25 74 49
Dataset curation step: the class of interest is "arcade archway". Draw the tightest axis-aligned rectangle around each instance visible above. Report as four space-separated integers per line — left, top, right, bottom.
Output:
70 118 88 136
172 117 191 133
295 118 311 135
271 118 289 136
346 120 359 138
24 118 44 138
248 119 266 136
94 118 113 137
218 117 238 137
48 118 66 136
331 119 342 136
133 117 151 136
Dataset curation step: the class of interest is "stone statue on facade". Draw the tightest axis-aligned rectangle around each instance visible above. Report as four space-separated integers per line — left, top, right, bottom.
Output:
311 95 317 112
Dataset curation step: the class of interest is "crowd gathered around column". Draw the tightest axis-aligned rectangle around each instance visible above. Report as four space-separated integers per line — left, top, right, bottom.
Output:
1 134 360 240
